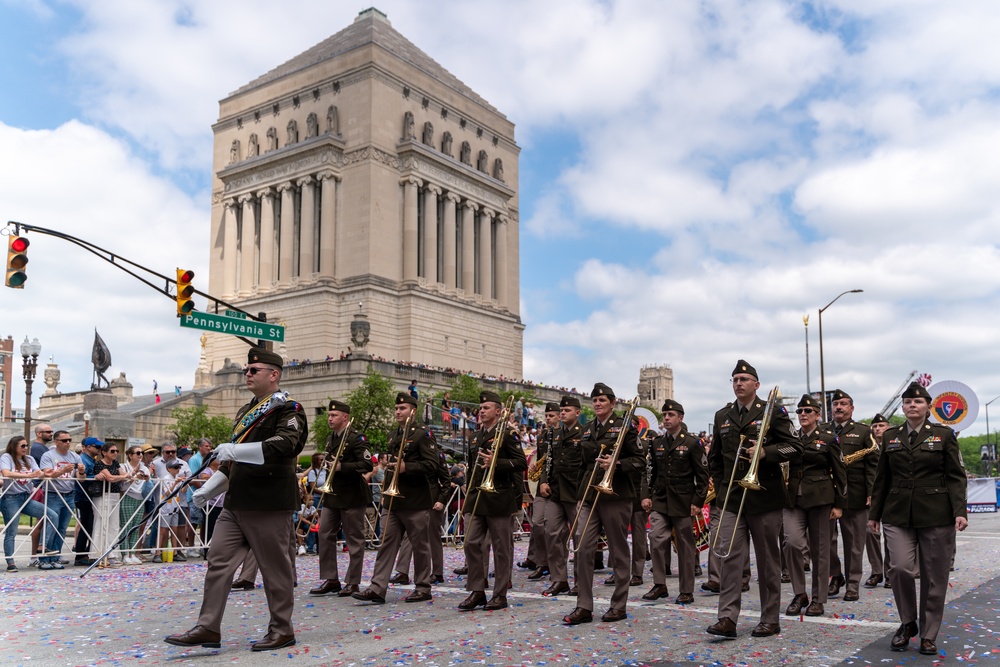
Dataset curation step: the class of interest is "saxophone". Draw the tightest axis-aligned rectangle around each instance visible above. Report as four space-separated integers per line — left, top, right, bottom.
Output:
527 427 551 482
843 433 879 465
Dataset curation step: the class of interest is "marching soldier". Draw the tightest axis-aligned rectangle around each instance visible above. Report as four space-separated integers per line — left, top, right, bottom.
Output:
562 383 643 625
868 382 967 655
865 413 891 588
826 389 876 601
706 360 801 639
390 451 452 585
783 395 847 617
642 400 709 604
353 393 440 605
458 391 527 611
523 402 560 581
308 399 373 598
538 396 585 597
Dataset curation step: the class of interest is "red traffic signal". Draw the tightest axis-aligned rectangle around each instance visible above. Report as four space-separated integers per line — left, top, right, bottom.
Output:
176 268 195 316
5 235 29 288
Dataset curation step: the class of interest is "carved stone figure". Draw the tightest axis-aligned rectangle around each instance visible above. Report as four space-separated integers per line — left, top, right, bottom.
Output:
477 150 488 172
460 141 472 165
247 133 259 157
286 120 299 146
441 131 453 156
403 111 415 140
493 158 504 182
327 105 339 134
266 127 278 152
306 112 319 138
422 121 434 146
91 329 112 391
43 358 60 397
229 139 240 164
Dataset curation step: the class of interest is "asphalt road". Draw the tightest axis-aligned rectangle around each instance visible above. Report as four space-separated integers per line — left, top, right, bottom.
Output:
3 512 998 666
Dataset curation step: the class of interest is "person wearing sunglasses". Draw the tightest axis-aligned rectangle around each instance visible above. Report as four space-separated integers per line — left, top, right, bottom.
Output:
120 446 150 564
39 431 85 569
91 442 134 567
1 435 59 572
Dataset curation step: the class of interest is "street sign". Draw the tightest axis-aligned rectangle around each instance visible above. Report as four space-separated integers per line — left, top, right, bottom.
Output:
180 312 285 342
224 310 247 319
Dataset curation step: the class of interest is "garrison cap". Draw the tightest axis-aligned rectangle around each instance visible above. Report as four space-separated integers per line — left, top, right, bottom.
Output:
560 395 581 409
797 394 821 410
544 402 560 414
732 360 758 379
479 390 503 405
831 389 852 402
395 392 417 407
591 382 615 400
248 347 283 369
871 413 889 425
661 399 685 415
328 399 351 414
901 382 932 401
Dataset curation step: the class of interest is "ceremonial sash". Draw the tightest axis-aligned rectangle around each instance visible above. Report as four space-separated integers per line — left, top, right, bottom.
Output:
232 392 288 443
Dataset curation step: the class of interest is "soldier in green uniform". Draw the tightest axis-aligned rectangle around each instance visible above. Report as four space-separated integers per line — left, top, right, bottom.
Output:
353 393 440 605
642 399 709 604
864 413 891 588
783 394 847 617
562 383 643 626
868 382 968 655
308 399 373 598
167 347 307 652
523 402 559 581
458 391 527 611
538 395 585 597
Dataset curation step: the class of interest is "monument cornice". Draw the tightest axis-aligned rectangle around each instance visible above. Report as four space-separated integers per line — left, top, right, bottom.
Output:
216 136 346 198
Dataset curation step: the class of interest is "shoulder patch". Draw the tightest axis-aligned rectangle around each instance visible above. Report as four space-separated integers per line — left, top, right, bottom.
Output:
364 449 372 460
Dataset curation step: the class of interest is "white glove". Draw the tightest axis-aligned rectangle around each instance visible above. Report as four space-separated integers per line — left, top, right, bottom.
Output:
214 441 265 465
192 471 229 508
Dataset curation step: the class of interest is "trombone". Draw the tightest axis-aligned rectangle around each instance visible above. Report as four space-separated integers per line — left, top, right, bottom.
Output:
316 416 354 498
377 409 415 547
467 396 515 518
710 386 781 559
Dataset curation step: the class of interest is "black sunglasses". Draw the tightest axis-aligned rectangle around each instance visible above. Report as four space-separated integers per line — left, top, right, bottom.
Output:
796 408 817 414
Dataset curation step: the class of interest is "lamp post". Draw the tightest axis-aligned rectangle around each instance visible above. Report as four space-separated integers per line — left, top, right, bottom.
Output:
803 315 811 395
20 336 41 440
985 394 1000 477
818 289 863 421
84 412 91 439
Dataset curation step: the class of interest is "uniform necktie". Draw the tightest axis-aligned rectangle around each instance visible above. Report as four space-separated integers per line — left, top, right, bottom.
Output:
739 406 748 421
909 430 917 446
834 423 843 436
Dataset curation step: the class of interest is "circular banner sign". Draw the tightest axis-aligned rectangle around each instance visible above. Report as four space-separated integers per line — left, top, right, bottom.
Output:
925 380 979 431
634 407 660 436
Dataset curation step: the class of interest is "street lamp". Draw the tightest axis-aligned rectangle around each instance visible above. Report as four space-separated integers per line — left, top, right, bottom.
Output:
818 289 863 421
83 412 92 439
803 315 811 395
20 336 41 440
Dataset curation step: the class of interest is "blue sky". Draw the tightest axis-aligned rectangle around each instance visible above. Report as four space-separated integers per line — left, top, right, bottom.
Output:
3 0 1000 440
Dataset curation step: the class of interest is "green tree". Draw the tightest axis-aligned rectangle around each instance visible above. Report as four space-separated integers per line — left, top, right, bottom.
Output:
170 405 233 447
445 374 484 405
311 365 397 453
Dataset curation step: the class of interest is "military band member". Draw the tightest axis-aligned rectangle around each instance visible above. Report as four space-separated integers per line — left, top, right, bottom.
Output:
783 395 847 617
626 423 652 587
706 361 801 639
458 391 527 611
826 389 876 601
562 383 643 625
538 396 585 597
865 413 891 588
167 348 307 652
391 451 451 585
868 382 968 655
308 399 373 598
353 393 440 605
524 402 559 580
642 400 709 604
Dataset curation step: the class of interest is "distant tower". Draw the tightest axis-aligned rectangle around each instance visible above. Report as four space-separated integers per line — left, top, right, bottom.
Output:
638 364 674 409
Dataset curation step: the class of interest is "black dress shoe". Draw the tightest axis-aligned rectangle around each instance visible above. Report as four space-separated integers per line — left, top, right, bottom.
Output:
665 568 673 576
601 608 627 622
453 566 469 575
828 574 845 597
563 607 593 625
864 574 883 588
230 580 255 591
568 585 579 596
843 591 859 601
517 559 537 570
694 564 703 576
308 579 342 596
603 574 615 585
458 591 487 611
484 595 508 610
701 580 720 593
251 632 296 652
805 601 824 616
338 584 360 597
165 625 222 648
629 576 642 586
919 638 938 655
884 580 892 589
890 621 918 651
804 562 810 572
642 584 670 600
404 590 432 603
741 582 750 592
543 581 570 596
674 593 694 605
781 572 791 583
527 567 549 580
785 593 809 616
751 622 780 637
430 574 445 584
389 572 410 585
706 617 737 638
351 588 386 604
75 557 97 566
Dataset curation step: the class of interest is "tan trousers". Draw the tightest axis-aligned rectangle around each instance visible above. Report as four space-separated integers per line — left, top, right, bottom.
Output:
630 509 648 578
707 505 750 586
783 505 831 602
235 520 297 584
574 497 631 613
649 512 695 594
198 509 295 636
395 506 444 577
866 523 890 576
717 508 782 625
541 499 577 584
830 508 867 595
318 506 366 585
526 496 549 566
369 508 430 597
464 513 514 594
883 524 955 641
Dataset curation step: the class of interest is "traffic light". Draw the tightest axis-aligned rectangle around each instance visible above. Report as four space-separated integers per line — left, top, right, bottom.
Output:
176 268 195 316
5 234 29 288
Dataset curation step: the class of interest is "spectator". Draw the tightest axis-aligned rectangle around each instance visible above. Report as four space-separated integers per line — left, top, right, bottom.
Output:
28 423 54 562
185 439 213 558
91 441 131 567
408 379 418 400
39 431 84 569
119 445 150 565
1 435 59 572
364 455 385 547
151 443 191 562
201 457 225 547
138 444 160 554
441 393 452 432
450 402 461 435
153 460 187 563
73 437 104 567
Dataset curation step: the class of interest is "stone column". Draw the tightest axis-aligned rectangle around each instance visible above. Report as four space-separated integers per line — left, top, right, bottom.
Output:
495 214 509 307
239 194 256 296
479 208 494 299
318 171 338 278
442 193 459 289
298 175 316 278
402 177 422 282
258 187 276 288
461 201 477 293
222 199 238 297
278 182 295 285
423 185 441 282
